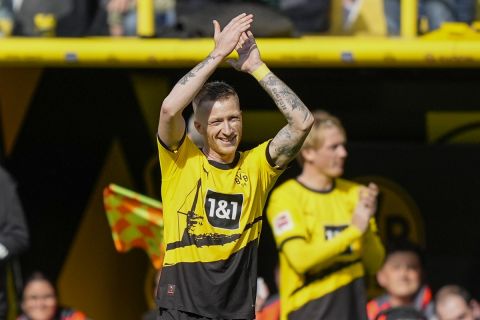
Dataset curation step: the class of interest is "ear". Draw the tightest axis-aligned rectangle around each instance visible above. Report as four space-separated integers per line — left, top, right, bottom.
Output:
194 120 204 135
301 148 314 163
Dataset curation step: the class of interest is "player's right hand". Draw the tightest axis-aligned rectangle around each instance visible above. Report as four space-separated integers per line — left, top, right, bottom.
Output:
212 13 253 58
351 183 379 232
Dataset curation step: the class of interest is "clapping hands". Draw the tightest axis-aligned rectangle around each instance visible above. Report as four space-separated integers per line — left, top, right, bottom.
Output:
352 183 379 232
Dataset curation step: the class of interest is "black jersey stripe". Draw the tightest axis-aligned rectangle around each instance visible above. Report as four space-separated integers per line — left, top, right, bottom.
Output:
157 239 258 319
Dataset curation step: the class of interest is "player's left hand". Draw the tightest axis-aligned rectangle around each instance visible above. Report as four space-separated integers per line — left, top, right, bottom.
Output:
227 31 263 74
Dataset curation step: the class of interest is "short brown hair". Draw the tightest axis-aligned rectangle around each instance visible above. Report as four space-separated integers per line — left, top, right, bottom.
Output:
193 81 238 111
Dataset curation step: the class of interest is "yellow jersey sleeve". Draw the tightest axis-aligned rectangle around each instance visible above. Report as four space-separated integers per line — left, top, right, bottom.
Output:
282 226 363 275
267 185 307 249
361 218 385 274
251 140 285 192
157 132 199 182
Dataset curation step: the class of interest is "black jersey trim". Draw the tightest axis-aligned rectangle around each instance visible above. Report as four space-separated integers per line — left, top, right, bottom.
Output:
278 236 307 251
244 215 263 231
157 129 187 153
266 140 277 168
265 140 289 170
207 151 241 169
294 178 336 194
291 258 362 296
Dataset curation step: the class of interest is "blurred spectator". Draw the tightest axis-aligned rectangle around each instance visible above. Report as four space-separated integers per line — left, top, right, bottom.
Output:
0 165 29 319
278 0 331 34
384 0 476 35
172 0 293 37
13 0 99 36
17 272 89 320
256 292 280 320
435 285 480 320
142 268 161 320
266 111 385 320
103 0 176 36
0 0 14 36
375 306 427 320
329 0 387 36
255 277 270 313
367 241 434 320
454 0 477 23
255 267 280 320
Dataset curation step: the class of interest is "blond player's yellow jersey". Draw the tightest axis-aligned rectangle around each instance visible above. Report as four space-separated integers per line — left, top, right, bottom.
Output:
156 133 284 319
266 178 385 320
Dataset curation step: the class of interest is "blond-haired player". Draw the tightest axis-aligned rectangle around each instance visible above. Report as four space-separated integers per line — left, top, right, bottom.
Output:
267 111 385 320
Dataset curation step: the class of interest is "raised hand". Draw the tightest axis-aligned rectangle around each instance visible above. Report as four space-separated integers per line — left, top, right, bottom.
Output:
227 31 263 73
212 13 254 59
351 183 379 232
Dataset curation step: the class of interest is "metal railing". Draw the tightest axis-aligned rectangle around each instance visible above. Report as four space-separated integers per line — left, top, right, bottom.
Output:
137 0 155 38
401 0 418 37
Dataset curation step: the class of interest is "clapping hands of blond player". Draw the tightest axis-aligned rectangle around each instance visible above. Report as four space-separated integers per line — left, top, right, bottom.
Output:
352 183 379 232
211 13 253 59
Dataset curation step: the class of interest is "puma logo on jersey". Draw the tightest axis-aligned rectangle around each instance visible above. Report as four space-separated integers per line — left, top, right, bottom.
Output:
205 190 244 229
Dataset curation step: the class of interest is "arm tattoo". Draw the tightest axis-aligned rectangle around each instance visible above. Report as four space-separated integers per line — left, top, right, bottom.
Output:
260 72 312 166
179 54 216 86
179 71 195 85
260 74 309 123
271 127 302 158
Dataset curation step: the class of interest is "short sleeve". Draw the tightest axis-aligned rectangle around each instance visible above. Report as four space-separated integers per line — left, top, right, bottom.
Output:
157 131 191 180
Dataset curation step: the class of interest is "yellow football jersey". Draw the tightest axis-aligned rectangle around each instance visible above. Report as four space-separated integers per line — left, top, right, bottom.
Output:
267 178 384 320
157 134 283 319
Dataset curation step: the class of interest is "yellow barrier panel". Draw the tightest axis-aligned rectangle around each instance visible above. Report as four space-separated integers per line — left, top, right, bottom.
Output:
0 29 480 68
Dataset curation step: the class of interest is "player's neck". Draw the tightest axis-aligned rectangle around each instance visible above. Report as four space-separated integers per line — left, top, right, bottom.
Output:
202 147 236 164
297 169 333 191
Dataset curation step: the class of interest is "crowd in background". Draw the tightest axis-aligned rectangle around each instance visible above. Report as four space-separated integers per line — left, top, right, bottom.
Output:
0 165 90 319
0 0 478 38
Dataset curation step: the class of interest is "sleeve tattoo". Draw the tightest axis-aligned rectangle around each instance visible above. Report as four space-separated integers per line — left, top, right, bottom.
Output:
260 73 311 160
